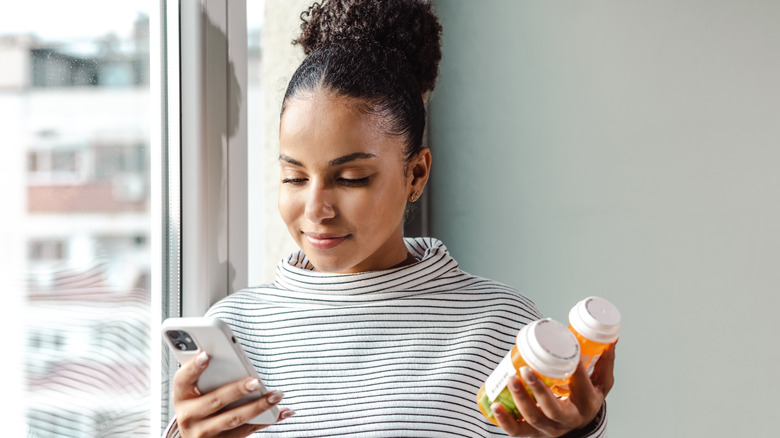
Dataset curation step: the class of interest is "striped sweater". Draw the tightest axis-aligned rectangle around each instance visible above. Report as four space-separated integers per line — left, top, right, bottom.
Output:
166 237 607 437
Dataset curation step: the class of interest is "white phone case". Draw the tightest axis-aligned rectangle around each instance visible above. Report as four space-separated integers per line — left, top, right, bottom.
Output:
161 317 279 424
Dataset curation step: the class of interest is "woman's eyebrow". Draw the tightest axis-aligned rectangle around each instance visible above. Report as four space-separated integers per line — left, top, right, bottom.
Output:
328 152 376 166
279 153 376 167
279 154 303 166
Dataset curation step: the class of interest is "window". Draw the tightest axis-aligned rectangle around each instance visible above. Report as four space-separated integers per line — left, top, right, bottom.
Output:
27 148 84 184
27 239 66 261
4 1 256 436
2 2 153 436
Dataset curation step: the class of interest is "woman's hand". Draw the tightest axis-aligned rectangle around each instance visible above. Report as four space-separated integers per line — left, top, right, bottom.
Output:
491 343 616 437
173 352 295 438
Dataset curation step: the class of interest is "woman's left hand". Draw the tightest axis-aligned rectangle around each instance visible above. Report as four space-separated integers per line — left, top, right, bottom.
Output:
491 343 616 437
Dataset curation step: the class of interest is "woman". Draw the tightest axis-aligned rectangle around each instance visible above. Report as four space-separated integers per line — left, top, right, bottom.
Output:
167 1 614 437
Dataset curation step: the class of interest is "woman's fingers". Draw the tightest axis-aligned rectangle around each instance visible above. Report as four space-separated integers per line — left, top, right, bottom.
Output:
513 368 576 435
492 346 617 437
491 401 532 437
178 376 269 426
518 367 566 422
490 372 560 437
171 351 296 437
566 364 604 428
591 342 616 396
493 367 606 437
172 352 210 402
186 390 292 438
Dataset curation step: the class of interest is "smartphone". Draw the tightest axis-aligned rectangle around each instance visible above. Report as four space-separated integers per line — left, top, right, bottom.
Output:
161 317 279 424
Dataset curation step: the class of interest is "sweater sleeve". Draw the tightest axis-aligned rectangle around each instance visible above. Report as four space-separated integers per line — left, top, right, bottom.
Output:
559 403 608 438
162 418 180 438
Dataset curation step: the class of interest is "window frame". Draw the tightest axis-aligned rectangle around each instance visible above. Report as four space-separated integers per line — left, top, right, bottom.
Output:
151 0 248 431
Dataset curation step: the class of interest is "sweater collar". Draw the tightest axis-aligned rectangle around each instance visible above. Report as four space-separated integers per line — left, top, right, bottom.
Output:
273 237 459 295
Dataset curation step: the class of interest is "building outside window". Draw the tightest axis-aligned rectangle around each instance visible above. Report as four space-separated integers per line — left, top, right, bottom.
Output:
1 3 152 437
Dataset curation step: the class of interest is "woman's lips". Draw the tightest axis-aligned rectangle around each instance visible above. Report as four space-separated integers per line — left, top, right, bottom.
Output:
304 233 349 250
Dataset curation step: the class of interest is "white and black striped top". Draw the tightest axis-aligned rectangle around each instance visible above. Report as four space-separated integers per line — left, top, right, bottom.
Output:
166 237 607 437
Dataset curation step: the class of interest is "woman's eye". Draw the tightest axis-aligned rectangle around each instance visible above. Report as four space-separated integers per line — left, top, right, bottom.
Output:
339 177 370 187
282 177 307 185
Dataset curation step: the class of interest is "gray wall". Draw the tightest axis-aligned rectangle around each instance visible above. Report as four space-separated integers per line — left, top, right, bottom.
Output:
430 1 779 436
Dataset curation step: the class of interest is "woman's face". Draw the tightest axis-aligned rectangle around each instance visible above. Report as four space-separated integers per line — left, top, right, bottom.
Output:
278 91 429 273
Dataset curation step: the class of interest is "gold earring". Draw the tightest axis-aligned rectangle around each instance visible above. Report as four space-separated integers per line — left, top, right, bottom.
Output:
409 191 420 202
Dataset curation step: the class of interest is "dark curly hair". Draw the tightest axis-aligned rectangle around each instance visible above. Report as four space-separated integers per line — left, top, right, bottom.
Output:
281 0 443 164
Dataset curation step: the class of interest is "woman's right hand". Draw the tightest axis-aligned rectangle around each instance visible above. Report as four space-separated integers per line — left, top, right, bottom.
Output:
173 352 295 438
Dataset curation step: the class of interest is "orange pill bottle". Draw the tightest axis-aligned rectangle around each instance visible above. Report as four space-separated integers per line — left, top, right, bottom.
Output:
476 318 580 425
568 296 621 375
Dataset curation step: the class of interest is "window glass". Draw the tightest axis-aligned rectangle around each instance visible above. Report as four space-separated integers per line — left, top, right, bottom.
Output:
1 2 152 436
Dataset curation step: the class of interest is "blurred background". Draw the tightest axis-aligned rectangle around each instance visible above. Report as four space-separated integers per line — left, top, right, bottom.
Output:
1 1 153 436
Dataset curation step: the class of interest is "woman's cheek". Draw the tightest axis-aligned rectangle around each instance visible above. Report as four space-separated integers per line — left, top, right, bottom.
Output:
277 189 298 225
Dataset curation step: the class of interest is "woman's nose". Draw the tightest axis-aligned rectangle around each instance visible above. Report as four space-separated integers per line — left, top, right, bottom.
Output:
304 184 336 223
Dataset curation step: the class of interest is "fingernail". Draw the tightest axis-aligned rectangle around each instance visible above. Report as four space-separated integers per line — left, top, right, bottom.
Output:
520 366 536 383
196 352 209 367
267 390 283 404
280 409 296 419
245 378 261 392
508 375 521 391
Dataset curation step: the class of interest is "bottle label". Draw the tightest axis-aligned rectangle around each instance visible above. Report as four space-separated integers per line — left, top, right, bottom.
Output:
485 351 517 402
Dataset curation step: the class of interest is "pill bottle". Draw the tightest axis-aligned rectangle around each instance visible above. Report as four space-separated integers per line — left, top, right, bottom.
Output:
568 296 621 375
476 318 580 425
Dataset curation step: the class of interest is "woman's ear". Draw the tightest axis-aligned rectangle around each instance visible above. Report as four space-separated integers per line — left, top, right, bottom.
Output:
409 147 432 196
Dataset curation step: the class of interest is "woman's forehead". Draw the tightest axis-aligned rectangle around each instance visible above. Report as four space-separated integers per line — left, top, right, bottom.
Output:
279 93 405 164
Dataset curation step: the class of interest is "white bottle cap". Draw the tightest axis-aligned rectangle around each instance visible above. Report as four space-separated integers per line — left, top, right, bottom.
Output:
516 318 580 379
569 296 621 344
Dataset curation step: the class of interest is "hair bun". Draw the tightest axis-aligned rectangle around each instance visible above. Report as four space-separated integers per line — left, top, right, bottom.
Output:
295 0 442 93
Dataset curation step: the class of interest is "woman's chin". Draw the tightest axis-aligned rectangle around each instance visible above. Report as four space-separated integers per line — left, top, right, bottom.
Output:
304 250 357 274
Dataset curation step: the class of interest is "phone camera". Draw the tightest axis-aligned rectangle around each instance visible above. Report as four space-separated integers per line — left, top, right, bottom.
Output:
167 330 197 351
